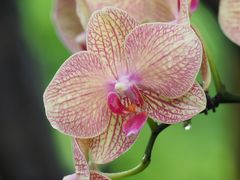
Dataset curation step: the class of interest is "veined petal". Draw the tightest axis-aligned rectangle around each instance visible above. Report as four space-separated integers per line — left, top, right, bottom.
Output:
90 171 110 180
53 0 84 52
219 0 240 46
87 7 138 78
63 172 110 180
89 115 138 164
141 82 206 124
200 47 211 91
85 0 178 23
73 139 90 180
125 23 202 98
43 52 111 138
73 139 111 180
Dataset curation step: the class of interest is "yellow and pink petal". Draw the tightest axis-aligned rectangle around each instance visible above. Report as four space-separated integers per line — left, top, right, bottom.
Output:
53 0 85 52
141 82 206 124
125 23 202 99
72 139 111 180
43 52 111 138
63 172 109 180
87 7 138 78
73 139 90 179
219 0 240 46
85 0 178 23
71 116 139 178
90 171 110 180
89 115 138 164
84 0 197 24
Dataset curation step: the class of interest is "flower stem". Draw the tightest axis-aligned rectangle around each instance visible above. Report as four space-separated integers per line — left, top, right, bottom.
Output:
204 49 240 104
104 123 170 179
207 51 225 93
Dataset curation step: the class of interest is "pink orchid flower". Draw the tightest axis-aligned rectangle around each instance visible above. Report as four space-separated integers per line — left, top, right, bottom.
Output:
44 1 206 139
45 1 207 179
53 0 210 90
219 0 240 46
53 0 199 53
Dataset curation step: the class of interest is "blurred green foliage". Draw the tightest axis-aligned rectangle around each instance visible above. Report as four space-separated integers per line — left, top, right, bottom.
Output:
18 1 239 179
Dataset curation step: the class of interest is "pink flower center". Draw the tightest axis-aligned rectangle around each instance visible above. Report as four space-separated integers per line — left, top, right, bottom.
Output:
107 75 147 136
108 76 143 114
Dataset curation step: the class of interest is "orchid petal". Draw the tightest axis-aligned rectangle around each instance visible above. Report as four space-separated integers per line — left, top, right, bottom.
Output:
73 139 90 179
89 115 138 164
123 112 148 136
125 23 202 98
63 172 110 180
53 0 84 52
200 48 211 91
73 139 111 180
85 0 178 23
87 7 138 78
142 82 206 124
76 0 91 28
43 52 111 138
219 0 240 46
90 171 110 180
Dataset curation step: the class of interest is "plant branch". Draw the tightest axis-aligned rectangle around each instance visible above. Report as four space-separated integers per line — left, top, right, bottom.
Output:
218 91 240 103
207 52 225 93
104 123 170 179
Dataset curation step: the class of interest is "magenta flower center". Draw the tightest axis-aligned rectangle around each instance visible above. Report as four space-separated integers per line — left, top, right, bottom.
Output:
107 75 147 136
108 75 143 113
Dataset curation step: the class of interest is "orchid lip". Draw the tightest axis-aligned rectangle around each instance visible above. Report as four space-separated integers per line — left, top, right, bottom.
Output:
107 77 143 111
123 112 148 136
107 76 147 136
107 92 129 115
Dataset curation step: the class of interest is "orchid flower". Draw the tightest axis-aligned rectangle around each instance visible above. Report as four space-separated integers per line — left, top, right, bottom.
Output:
45 0 206 139
219 0 240 46
54 0 210 90
45 0 209 179
53 0 199 53
44 1 207 178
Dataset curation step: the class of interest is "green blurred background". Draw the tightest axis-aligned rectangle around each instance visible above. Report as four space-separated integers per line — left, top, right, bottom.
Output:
17 1 240 179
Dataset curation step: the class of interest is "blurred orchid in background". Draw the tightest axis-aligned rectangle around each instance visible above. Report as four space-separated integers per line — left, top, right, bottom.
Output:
219 0 240 46
44 0 208 178
53 0 199 53
53 0 210 89
189 0 199 12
